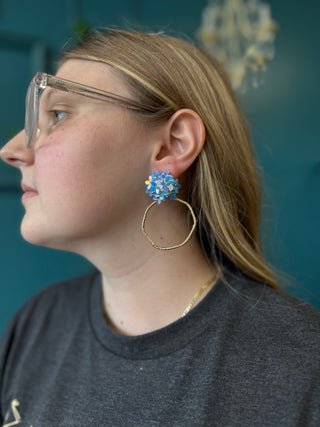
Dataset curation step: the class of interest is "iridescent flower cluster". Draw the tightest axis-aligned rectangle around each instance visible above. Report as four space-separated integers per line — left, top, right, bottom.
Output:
145 171 180 204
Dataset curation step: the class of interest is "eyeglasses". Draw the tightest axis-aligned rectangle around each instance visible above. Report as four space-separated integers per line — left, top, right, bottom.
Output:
25 72 157 148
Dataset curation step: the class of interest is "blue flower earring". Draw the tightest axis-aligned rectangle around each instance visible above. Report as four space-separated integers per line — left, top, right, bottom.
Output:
145 170 180 203
142 171 197 250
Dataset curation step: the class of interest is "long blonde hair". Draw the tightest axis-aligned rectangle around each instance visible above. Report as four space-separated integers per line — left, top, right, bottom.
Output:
62 28 278 289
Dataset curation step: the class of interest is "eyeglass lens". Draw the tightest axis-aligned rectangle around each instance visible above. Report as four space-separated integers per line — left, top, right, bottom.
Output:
25 81 36 148
25 79 64 149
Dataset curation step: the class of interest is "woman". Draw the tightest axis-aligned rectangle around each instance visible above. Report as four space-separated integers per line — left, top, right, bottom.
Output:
0 29 319 426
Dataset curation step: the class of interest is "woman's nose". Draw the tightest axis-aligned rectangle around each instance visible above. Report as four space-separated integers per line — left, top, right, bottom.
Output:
0 130 34 168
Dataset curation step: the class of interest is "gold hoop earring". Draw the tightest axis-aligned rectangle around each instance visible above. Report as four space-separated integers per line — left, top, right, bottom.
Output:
141 171 197 251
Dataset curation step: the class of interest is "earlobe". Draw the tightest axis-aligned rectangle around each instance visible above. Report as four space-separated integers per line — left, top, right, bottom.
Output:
153 109 205 177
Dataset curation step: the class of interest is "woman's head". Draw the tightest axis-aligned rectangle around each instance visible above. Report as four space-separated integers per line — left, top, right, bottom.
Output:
0 28 277 288
61 28 277 288
1 59 159 251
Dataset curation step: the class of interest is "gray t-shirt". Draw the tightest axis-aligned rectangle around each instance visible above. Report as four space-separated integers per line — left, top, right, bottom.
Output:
1 266 319 426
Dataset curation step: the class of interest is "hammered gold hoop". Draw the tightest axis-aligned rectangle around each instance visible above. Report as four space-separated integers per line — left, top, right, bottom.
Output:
141 198 197 251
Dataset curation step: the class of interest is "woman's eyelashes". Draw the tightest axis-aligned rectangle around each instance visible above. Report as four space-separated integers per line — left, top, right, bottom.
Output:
53 110 68 124
44 108 69 130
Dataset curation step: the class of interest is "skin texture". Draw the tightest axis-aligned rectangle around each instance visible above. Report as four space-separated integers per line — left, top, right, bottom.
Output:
10 61 155 251
0 59 216 335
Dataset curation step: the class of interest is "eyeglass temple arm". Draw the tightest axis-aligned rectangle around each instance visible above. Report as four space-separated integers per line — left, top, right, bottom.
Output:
46 76 158 113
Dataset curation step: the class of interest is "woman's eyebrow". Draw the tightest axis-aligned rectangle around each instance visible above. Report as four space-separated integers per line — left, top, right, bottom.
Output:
42 89 83 106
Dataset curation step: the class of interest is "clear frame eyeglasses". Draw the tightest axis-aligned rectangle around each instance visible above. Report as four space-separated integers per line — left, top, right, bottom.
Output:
25 72 157 148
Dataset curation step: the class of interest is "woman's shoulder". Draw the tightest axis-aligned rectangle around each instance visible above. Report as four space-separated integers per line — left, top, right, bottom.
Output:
2 272 99 341
223 266 320 349
22 271 97 309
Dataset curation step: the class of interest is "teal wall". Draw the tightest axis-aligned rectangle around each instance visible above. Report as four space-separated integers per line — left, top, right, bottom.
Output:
0 0 319 335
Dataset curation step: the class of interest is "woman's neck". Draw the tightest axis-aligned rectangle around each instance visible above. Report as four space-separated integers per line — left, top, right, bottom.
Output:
75 199 218 335
99 235 217 336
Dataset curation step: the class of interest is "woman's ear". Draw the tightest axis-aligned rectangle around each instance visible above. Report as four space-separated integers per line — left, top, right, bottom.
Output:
153 109 205 177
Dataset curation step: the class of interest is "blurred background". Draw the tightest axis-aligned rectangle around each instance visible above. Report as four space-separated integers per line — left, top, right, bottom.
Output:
0 0 319 335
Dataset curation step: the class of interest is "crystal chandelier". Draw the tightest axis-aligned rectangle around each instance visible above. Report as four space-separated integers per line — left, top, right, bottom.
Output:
196 0 278 91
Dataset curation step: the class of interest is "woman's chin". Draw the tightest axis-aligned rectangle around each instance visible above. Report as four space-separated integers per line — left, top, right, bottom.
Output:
21 222 61 250
20 222 86 257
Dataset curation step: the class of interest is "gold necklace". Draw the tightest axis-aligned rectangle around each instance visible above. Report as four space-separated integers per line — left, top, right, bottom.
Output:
102 271 221 324
181 271 220 317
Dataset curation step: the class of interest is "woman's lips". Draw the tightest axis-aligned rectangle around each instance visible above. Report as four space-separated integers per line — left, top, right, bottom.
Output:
21 183 38 203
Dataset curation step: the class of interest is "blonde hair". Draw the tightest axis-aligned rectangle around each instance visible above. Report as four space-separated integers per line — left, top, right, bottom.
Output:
62 28 278 289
